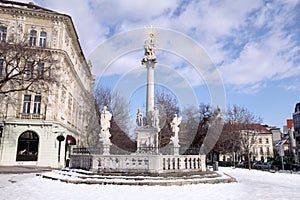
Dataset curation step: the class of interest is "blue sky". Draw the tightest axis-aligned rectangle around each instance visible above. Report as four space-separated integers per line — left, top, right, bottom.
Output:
24 0 300 129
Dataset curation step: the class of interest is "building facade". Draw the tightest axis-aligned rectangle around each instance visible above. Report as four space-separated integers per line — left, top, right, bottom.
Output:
219 124 274 163
293 102 300 162
0 1 95 168
241 124 274 162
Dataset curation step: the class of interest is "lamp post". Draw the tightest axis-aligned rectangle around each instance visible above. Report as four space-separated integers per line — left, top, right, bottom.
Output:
279 144 285 170
56 134 65 163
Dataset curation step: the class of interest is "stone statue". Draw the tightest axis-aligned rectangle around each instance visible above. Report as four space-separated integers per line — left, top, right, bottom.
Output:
170 114 182 147
100 106 112 142
209 106 223 125
136 108 143 127
170 114 182 134
144 38 156 58
151 107 160 128
141 34 157 64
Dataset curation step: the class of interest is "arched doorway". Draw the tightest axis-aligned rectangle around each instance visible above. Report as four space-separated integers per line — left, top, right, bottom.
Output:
16 131 39 161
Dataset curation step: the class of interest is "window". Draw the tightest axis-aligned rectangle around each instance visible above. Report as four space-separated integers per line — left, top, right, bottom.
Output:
266 138 269 144
25 62 34 78
22 95 31 113
29 30 37 46
0 26 7 42
258 138 262 144
294 116 300 124
0 59 3 77
266 147 270 155
16 131 39 161
260 147 263 154
37 63 44 78
39 31 47 47
33 95 41 114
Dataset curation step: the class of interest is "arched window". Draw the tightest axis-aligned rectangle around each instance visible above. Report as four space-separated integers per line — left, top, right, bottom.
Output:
29 30 37 46
16 131 39 161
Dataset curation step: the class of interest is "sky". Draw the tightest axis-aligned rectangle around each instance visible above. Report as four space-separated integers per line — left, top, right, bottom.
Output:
18 0 300 129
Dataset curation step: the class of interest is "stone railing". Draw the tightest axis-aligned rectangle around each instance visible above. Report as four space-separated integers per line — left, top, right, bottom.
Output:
70 146 206 173
90 154 206 173
161 155 203 171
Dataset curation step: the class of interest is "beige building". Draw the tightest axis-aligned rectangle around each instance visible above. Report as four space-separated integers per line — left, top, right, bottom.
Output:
220 124 274 163
0 1 95 168
240 124 274 162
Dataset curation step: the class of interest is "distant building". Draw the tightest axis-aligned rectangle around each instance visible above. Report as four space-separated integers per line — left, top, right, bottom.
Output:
269 126 281 143
220 124 274 163
283 119 296 161
0 1 95 168
265 125 282 158
293 102 300 162
244 124 274 162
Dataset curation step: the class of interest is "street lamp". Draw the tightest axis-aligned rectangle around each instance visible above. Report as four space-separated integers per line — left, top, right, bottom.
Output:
279 144 285 170
56 134 65 163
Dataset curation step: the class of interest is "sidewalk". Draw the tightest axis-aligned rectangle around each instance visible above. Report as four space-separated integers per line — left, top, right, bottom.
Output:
0 166 53 174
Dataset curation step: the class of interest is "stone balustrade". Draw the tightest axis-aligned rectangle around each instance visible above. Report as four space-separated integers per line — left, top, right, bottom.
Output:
88 154 206 173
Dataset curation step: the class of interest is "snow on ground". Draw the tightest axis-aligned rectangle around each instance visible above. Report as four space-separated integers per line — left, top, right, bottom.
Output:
0 168 300 200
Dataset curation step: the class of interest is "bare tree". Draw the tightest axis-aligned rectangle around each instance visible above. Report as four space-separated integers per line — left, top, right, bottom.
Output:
180 106 200 149
214 122 241 167
180 104 211 153
155 90 179 147
83 96 101 148
215 104 262 169
0 36 58 95
94 84 136 152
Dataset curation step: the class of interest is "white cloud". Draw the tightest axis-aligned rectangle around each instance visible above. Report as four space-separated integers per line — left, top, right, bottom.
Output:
28 0 300 94
217 1 300 92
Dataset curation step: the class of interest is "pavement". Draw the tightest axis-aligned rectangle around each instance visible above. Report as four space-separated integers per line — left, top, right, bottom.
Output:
0 166 53 174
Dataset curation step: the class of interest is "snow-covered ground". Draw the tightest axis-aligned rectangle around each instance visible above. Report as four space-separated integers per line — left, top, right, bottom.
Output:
0 168 300 200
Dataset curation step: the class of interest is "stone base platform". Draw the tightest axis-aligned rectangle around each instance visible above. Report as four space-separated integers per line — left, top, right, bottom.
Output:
40 168 236 186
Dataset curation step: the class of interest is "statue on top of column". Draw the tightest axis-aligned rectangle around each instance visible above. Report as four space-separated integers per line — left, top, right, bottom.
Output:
141 27 157 64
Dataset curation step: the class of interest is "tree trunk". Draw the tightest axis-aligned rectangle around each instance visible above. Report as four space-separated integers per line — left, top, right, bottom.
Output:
233 151 236 168
248 152 251 170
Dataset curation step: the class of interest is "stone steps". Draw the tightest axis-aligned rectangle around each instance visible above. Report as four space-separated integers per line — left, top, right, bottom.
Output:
40 169 236 186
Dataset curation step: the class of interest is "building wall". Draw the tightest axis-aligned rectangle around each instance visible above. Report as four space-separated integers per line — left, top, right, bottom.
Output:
0 3 95 168
293 102 300 162
219 126 274 163
253 133 274 162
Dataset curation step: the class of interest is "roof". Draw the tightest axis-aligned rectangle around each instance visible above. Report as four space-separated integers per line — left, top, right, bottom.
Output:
224 123 272 134
0 0 56 13
0 0 90 70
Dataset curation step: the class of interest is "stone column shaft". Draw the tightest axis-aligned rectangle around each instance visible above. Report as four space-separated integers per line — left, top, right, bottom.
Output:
146 62 155 115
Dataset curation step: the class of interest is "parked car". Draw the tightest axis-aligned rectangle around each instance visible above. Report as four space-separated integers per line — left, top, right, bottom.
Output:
218 161 233 167
290 163 300 171
236 161 249 168
269 160 291 171
252 161 271 170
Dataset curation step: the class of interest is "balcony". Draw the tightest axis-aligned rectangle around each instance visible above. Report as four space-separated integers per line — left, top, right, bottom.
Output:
19 113 44 120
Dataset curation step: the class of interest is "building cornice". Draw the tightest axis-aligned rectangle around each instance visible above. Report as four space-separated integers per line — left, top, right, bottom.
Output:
1 118 81 136
0 4 92 78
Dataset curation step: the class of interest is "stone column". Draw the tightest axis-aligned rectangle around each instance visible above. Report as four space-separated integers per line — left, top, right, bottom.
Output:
146 62 155 116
